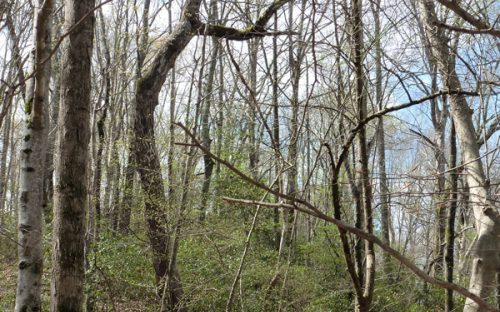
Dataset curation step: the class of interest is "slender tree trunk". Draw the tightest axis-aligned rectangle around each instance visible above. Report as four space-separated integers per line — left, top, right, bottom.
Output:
353 0 375 309
15 2 52 310
43 51 60 224
7 103 19 215
199 1 219 221
163 146 196 312
0 101 11 219
0 63 11 217
214 38 225 216
419 2 500 311
445 123 458 312
433 98 448 278
372 0 391 279
119 0 151 234
344 154 364 286
51 0 95 310
166 0 176 213
247 38 258 177
428 66 448 277
85 24 109 304
109 135 122 231
93 7 111 241
279 0 301 258
272 13 281 251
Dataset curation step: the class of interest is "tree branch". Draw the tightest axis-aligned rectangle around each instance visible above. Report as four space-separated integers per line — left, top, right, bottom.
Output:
333 90 478 179
409 128 437 148
477 119 500 147
437 21 500 36
434 0 500 37
191 0 292 40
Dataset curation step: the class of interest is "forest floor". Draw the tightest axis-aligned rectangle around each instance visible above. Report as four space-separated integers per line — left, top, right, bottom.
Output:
0 217 451 311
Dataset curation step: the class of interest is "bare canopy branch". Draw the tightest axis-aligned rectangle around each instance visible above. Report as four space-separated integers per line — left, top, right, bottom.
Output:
434 0 500 37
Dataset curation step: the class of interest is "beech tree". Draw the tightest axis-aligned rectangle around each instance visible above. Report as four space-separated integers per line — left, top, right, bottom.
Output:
50 0 95 310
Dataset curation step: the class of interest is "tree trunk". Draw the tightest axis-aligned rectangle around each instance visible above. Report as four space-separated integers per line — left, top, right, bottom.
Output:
247 42 259 178
132 3 199 307
353 0 375 309
131 0 290 307
43 51 61 224
427 62 448 278
199 42 218 221
419 2 500 311
15 1 52 310
372 0 391 279
279 0 301 258
0 100 12 220
445 123 458 311
93 7 111 242
166 0 176 216
344 154 364 286
119 0 151 234
50 0 95 310
272 13 281 251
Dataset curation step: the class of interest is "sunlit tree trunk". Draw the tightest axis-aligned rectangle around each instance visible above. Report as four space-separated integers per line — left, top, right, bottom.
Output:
372 0 391 278
199 0 219 221
353 0 375 309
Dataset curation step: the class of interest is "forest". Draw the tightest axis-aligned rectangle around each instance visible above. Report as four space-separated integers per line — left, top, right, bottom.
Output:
0 0 499 311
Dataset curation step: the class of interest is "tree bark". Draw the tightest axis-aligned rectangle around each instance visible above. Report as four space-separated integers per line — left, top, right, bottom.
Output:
372 0 391 279
445 123 458 311
353 0 375 309
199 33 219 220
132 2 200 308
272 13 281 251
50 0 95 310
119 0 151 234
15 1 52 310
42 50 61 224
0 96 12 220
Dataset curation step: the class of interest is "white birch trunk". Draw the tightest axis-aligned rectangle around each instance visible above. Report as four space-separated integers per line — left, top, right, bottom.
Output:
15 1 52 311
